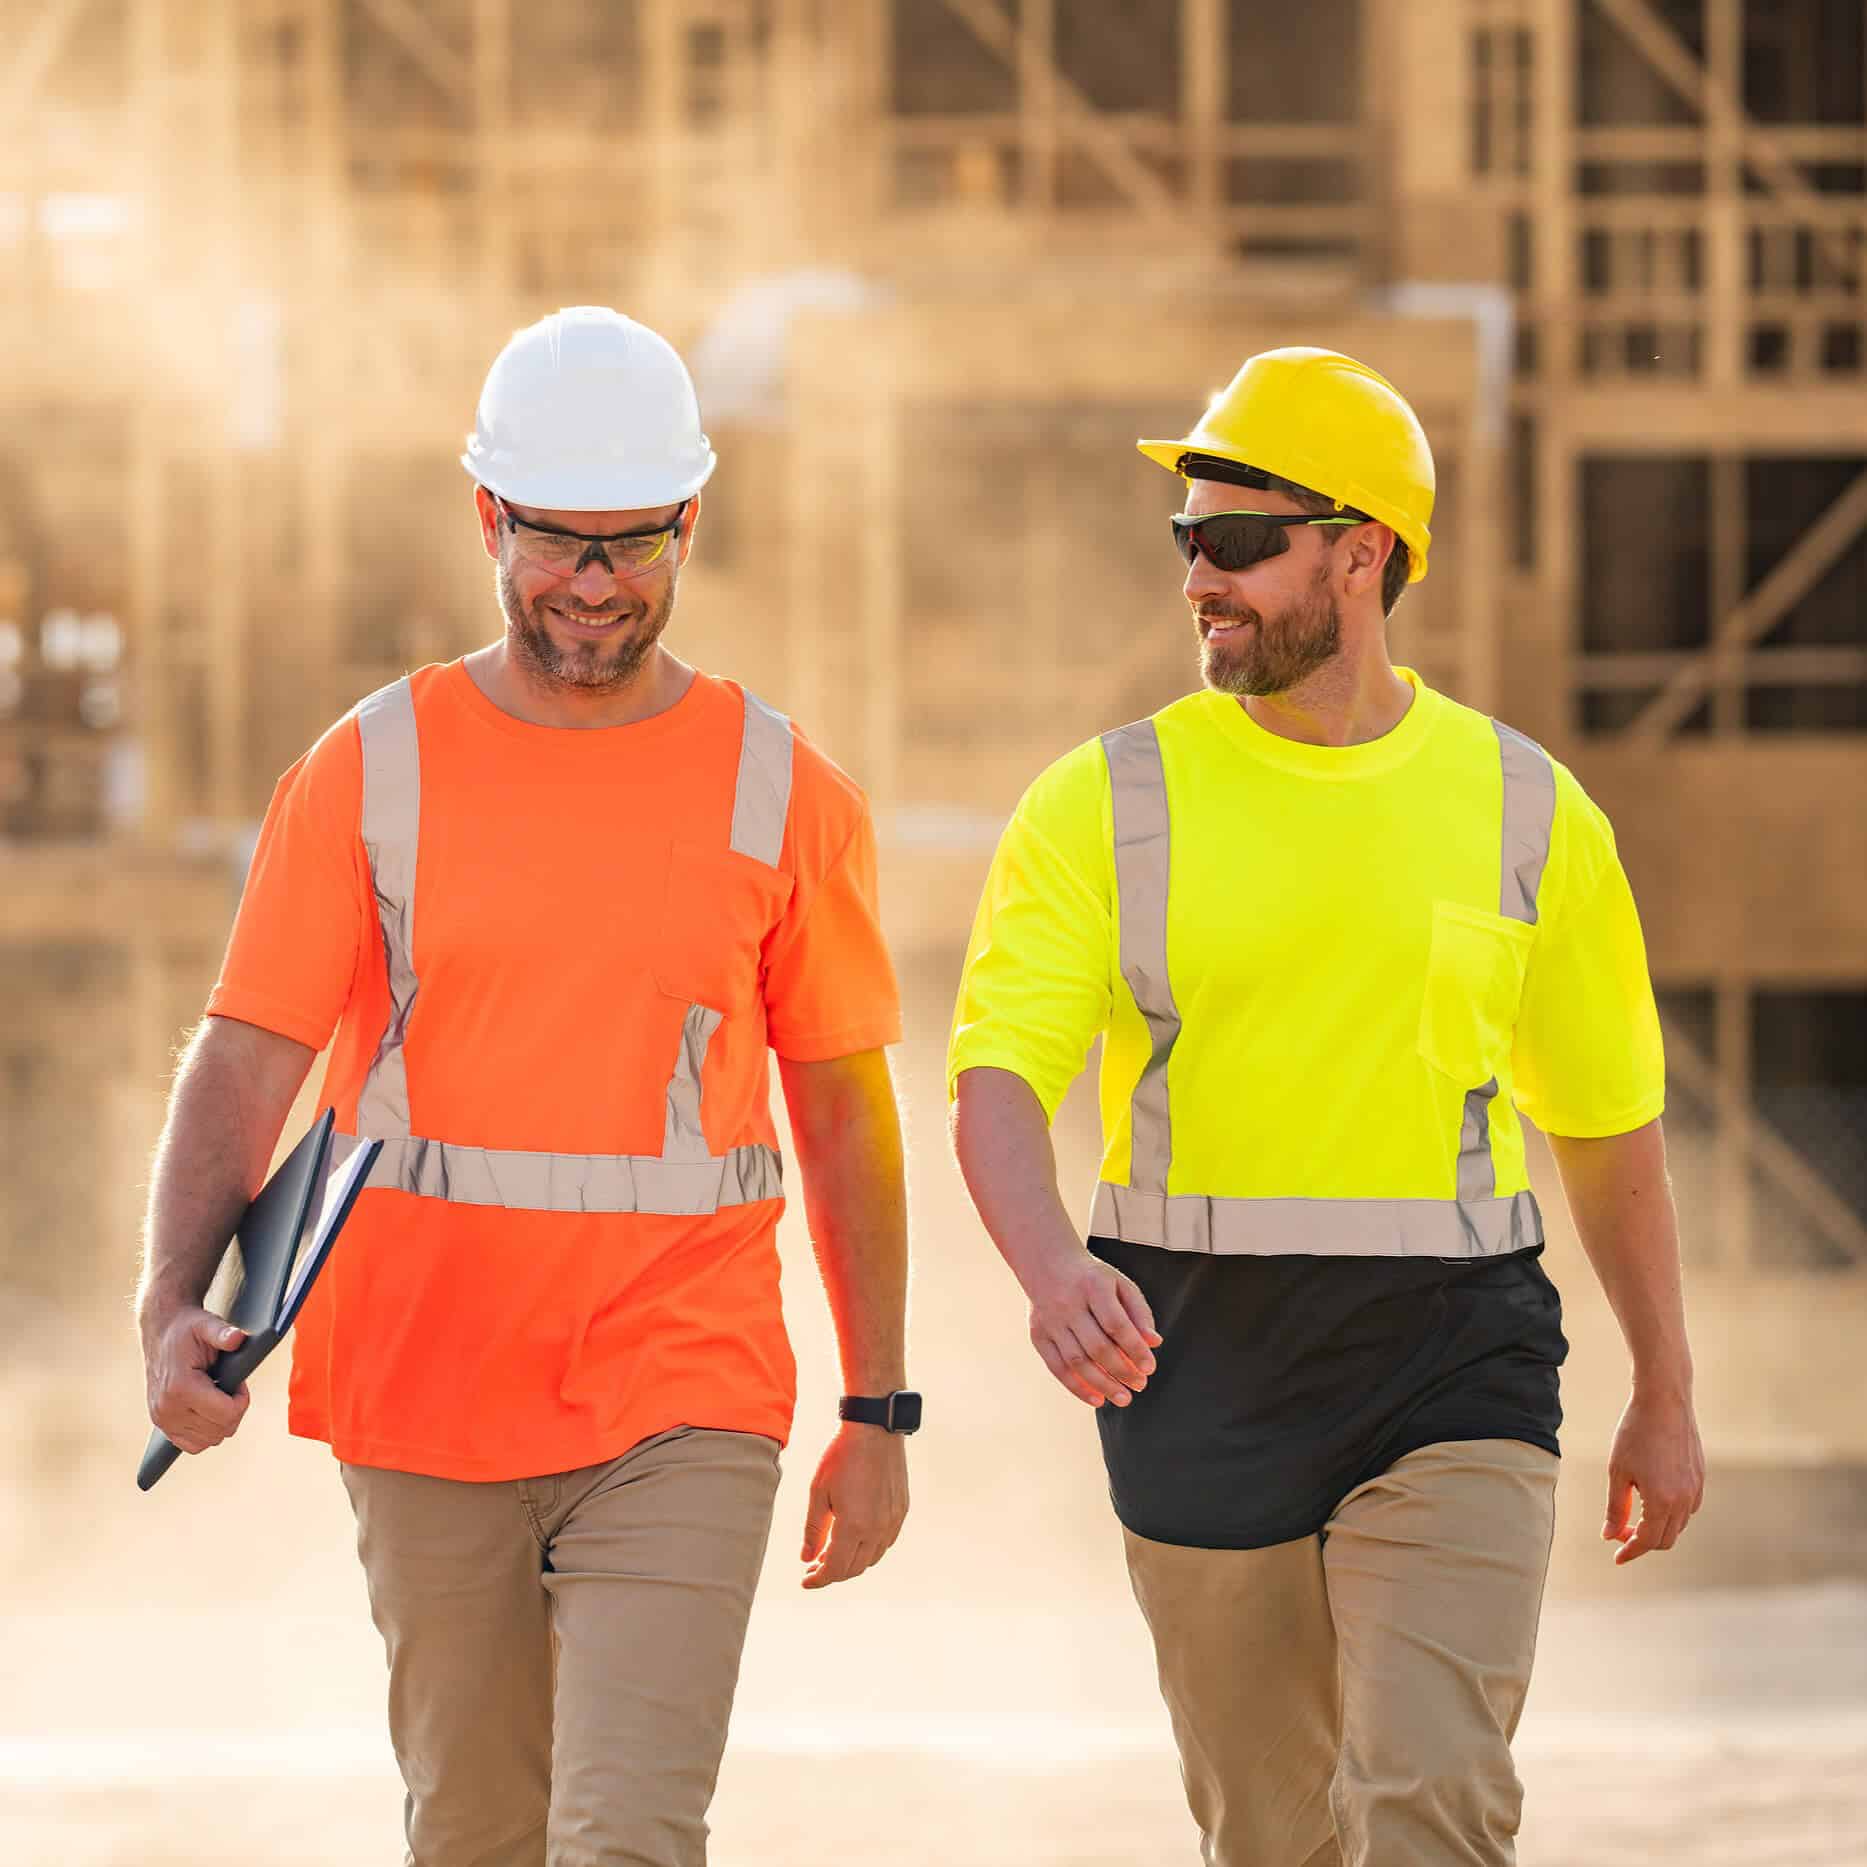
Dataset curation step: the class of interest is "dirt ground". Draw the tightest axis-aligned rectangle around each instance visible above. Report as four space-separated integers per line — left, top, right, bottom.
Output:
6 954 1865 1864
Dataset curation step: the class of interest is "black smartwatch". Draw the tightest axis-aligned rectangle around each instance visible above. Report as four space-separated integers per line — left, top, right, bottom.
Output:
838 1390 922 1434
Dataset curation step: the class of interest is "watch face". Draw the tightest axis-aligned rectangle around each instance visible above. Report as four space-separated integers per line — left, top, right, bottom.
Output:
888 1390 923 1434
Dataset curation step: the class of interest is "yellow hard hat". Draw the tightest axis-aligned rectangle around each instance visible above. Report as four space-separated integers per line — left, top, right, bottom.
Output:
1137 347 1434 582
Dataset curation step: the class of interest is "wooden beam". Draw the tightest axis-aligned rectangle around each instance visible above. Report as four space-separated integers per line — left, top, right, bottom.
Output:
1662 1014 1867 1268
1018 0 1058 213
1701 0 1744 390
356 0 471 106
1578 644 1867 687
1181 0 1225 216
0 0 85 128
474 0 512 318
1589 0 1862 289
937 0 1221 248
1533 0 1580 386
1708 451 1744 733
1626 465 1867 739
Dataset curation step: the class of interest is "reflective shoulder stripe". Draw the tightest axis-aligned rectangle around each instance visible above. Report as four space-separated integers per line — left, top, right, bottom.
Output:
1101 719 1180 1199
731 689 794 867
355 677 421 1141
1493 719 1556 925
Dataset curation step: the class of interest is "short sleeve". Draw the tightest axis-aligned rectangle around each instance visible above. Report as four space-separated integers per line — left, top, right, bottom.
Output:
205 718 370 1052
947 744 1114 1123
761 748 901 1062
1511 772 1666 1138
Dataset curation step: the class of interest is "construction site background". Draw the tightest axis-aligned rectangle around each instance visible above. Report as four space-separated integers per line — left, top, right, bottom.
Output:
2 4 1864 1862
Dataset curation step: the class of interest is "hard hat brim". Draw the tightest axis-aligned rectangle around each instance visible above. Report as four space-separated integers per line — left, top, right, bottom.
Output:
461 449 717 514
1136 439 1191 475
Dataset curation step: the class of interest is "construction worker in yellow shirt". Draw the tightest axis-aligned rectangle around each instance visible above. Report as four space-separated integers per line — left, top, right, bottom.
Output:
948 348 1705 1867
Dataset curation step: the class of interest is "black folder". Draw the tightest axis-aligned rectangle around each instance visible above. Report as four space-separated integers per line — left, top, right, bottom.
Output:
136 1110 381 1491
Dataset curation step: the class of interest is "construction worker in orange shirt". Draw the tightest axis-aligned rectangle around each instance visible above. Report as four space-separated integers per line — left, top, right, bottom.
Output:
136 306 919 1866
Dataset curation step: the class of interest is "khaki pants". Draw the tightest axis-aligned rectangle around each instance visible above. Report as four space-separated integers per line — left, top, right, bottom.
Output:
1124 1439 1559 1867
342 1426 782 1867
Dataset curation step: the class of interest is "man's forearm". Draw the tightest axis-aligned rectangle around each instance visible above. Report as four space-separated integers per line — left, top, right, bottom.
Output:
1545 1116 1693 1396
779 1050 909 1392
949 1066 1082 1293
136 1018 313 1339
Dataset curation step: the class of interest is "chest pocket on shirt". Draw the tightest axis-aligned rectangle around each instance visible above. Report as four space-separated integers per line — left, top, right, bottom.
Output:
1417 900 1535 1088
652 840 794 1017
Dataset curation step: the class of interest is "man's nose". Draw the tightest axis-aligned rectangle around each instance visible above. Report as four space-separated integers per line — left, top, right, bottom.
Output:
568 552 620 602
1183 547 1229 604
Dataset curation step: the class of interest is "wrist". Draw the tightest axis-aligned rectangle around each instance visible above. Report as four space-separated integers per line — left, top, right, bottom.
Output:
136 1284 192 1341
1003 1223 1090 1296
839 1389 921 1435
1630 1359 1694 1404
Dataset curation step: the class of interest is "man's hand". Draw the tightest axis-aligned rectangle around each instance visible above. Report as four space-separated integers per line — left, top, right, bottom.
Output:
1603 1389 1705 1564
1026 1249 1160 1409
141 1305 251 1456
800 1423 909 1590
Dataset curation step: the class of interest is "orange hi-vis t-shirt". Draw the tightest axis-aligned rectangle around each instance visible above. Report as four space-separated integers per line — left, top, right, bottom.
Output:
206 660 902 1482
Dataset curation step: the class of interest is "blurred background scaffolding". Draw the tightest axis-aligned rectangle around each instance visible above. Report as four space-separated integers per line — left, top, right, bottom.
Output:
2 3 1866 1863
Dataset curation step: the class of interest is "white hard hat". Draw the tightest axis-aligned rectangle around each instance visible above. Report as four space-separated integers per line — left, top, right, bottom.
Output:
461 306 717 511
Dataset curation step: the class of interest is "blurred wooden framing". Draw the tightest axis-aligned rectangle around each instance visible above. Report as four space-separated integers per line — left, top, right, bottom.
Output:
1 0 1863 1287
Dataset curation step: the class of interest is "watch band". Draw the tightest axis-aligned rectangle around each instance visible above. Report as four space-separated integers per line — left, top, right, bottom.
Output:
838 1390 922 1434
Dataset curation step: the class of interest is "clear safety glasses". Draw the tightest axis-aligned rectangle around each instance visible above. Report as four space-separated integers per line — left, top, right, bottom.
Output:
498 497 689 579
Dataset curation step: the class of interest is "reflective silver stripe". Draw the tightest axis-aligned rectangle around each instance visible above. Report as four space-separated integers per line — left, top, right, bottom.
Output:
345 678 793 1215
731 690 794 866
355 679 421 1141
1454 722 1555 1197
1494 720 1556 926
1101 721 1180 1197
662 1004 724 1162
333 1132 783 1216
1090 1183 1544 1259
1458 1074 1501 1201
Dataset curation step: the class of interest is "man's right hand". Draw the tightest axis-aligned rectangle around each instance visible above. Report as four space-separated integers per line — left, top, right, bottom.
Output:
1024 1251 1161 1409
141 1306 251 1455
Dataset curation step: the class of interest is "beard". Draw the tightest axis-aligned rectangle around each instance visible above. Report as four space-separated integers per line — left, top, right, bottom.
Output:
496 555 676 693
1197 564 1342 697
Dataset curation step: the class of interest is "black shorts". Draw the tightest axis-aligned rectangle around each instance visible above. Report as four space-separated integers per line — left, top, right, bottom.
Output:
1086 1238 1568 1549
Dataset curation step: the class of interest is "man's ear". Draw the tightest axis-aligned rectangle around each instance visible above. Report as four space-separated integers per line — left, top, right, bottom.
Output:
474 485 503 563
677 493 702 567
1344 521 1395 598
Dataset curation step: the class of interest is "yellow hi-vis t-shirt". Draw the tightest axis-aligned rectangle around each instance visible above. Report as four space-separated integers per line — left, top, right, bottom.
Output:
948 670 1665 1223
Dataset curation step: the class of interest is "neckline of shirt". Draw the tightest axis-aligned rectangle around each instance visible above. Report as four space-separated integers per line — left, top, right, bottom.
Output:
440 656 719 749
1198 666 1442 780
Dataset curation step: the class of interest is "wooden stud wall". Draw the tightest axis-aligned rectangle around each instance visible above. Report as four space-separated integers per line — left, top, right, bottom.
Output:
1 0 1864 1274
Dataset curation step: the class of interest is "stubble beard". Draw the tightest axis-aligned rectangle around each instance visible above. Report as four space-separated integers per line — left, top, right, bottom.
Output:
497 555 675 693
1198 566 1342 698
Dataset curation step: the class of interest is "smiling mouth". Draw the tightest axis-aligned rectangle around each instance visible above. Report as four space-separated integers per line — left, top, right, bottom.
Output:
554 606 630 630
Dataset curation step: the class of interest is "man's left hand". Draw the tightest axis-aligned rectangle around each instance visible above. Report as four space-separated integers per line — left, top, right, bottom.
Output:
800 1422 909 1590
1603 1389 1706 1564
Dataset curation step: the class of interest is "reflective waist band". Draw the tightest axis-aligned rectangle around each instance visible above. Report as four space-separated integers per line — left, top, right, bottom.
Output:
333 1132 783 1216
1090 1182 1544 1259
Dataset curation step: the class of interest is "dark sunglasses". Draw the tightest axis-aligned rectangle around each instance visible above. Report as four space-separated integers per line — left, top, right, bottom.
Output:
1171 509 1361 573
